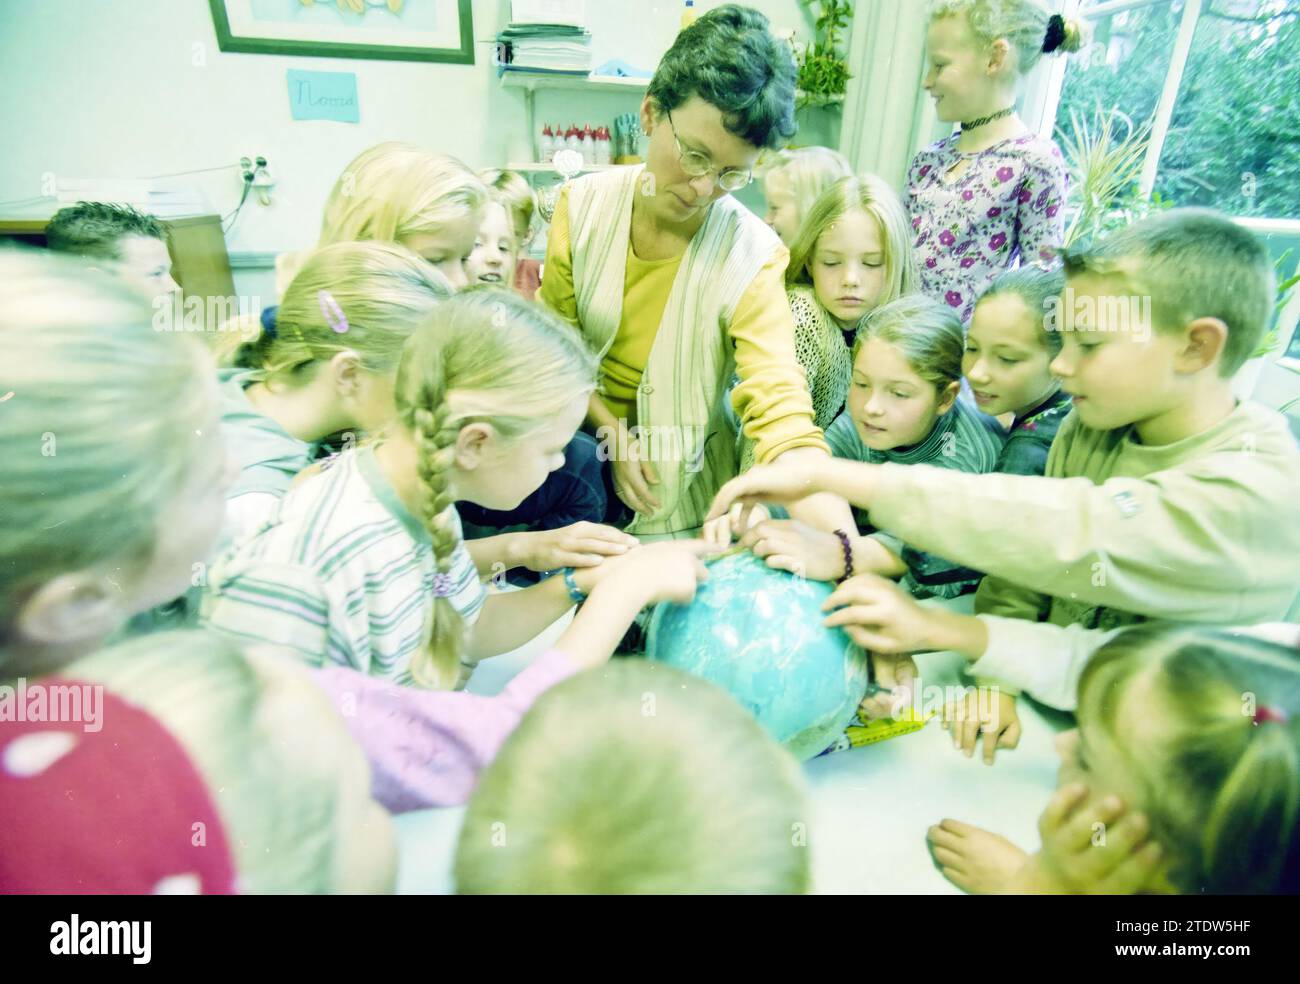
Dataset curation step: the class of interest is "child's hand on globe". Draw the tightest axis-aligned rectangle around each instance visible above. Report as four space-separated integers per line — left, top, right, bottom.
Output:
706 460 827 523
581 539 715 606
821 573 938 653
701 502 770 548
739 518 845 581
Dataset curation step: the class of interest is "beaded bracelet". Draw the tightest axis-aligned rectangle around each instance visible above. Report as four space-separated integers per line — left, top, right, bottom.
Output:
561 567 587 604
833 529 854 583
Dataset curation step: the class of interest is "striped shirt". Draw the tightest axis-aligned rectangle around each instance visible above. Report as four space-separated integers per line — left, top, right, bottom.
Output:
200 445 486 686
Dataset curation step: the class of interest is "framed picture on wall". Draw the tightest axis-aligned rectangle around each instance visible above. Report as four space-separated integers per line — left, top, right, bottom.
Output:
209 0 475 65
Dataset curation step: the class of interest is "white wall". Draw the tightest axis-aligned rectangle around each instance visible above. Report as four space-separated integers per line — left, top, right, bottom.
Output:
0 0 843 301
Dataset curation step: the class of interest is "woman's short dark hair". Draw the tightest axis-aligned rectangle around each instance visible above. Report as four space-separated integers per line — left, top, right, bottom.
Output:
647 4 797 151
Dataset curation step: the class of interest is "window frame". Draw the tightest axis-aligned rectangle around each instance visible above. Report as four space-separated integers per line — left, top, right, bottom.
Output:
1028 0 1300 365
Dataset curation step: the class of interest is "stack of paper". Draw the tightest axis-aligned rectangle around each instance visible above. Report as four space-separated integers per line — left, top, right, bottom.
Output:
498 2 592 75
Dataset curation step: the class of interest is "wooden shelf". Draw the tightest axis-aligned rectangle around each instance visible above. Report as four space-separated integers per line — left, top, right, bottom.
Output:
499 71 650 94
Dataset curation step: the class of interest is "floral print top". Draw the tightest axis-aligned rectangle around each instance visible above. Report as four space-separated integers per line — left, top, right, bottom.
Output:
906 132 1068 322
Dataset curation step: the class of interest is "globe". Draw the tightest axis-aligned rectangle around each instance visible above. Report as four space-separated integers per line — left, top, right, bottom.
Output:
645 551 870 761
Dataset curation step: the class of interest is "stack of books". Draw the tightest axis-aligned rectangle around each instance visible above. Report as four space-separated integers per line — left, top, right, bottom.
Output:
498 0 591 75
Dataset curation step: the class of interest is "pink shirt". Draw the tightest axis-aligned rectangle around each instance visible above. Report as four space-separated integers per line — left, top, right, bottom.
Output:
311 648 579 813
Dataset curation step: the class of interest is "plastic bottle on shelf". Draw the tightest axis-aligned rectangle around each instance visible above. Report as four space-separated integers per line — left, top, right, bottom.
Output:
566 124 581 153
540 124 555 164
581 125 595 166
680 0 697 31
595 126 612 166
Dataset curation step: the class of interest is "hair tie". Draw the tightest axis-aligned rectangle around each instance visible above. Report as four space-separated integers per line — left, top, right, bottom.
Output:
431 572 455 598
1043 13 1067 54
259 304 280 341
1254 706 1289 726
318 289 349 334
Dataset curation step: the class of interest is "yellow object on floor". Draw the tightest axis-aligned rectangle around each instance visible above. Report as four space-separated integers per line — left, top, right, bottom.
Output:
843 707 931 748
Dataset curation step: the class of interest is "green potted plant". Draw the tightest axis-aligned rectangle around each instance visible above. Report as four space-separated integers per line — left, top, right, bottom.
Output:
794 0 852 110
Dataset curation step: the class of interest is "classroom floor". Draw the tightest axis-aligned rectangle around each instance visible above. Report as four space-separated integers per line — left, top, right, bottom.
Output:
394 598 1069 894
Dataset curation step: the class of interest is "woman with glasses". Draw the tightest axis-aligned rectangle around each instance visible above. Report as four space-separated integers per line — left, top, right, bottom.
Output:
537 5 850 542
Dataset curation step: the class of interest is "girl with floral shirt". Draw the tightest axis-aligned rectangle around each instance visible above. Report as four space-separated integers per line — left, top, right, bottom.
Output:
907 0 1084 321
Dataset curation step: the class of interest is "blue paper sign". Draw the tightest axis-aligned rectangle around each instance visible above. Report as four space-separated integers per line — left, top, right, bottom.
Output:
287 70 359 123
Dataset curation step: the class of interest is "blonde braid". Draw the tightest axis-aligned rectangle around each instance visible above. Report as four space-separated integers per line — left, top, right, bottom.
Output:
409 385 468 689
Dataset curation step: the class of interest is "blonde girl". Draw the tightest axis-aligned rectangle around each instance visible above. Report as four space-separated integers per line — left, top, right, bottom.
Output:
466 169 535 294
909 0 1084 320
776 174 921 446
0 250 232 678
964 265 1072 475
203 289 640 690
276 141 488 294
214 241 454 549
761 145 853 246
736 295 1003 601
927 622 1300 894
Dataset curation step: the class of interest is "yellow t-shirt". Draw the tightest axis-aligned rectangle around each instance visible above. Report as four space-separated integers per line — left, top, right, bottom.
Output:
538 183 825 462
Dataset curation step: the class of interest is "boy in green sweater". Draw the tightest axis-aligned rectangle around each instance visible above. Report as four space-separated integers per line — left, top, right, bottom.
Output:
708 207 1300 756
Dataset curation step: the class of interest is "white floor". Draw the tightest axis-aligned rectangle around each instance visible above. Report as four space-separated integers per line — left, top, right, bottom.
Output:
394 599 1067 894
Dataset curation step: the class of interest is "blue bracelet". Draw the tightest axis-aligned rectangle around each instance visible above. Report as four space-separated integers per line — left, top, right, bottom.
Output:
562 567 587 604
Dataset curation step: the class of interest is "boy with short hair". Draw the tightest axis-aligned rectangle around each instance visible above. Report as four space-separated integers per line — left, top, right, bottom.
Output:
45 201 180 302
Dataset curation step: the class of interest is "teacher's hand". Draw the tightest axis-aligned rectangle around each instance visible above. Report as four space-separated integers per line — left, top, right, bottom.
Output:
612 435 661 516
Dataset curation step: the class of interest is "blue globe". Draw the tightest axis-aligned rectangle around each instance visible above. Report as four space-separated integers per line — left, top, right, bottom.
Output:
645 551 870 760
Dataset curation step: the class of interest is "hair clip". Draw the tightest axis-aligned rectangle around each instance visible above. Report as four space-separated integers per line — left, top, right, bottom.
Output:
1254 706 1289 726
318 289 349 334
431 572 455 598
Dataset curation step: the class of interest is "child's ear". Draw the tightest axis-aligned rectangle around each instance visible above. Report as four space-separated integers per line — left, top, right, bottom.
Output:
936 380 960 415
988 37 1012 76
13 573 127 650
329 350 365 394
1177 317 1230 374
453 422 496 469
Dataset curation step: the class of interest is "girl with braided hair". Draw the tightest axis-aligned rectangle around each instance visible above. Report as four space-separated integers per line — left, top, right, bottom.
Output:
202 289 692 690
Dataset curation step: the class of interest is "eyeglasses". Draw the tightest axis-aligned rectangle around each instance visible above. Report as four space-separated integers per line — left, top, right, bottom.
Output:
665 110 754 192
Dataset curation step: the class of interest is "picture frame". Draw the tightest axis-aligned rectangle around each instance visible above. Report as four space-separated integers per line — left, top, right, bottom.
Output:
209 0 475 65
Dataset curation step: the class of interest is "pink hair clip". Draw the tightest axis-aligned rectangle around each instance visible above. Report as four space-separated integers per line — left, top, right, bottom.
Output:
431 573 455 598
1254 706 1289 726
318 290 349 334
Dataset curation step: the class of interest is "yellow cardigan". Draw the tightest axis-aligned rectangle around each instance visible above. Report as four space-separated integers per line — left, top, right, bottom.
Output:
538 183 826 464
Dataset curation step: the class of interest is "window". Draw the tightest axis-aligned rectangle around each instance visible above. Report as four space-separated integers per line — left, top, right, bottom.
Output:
1038 0 1300 364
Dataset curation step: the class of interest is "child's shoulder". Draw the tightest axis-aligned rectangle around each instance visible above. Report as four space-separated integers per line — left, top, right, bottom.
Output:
237 448 405 568
994 133 1066 172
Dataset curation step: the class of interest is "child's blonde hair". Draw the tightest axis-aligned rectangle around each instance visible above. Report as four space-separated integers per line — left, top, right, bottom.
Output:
1078 623 1300 894
454 660 811 893
787 174 921 306
762 146 852 227
929 0 1085 74
852 294 965 391
215 241 453 388
479 168 536 246
70 630 390 893
395 288 597 688
0 250 212 646
318 142 487 247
